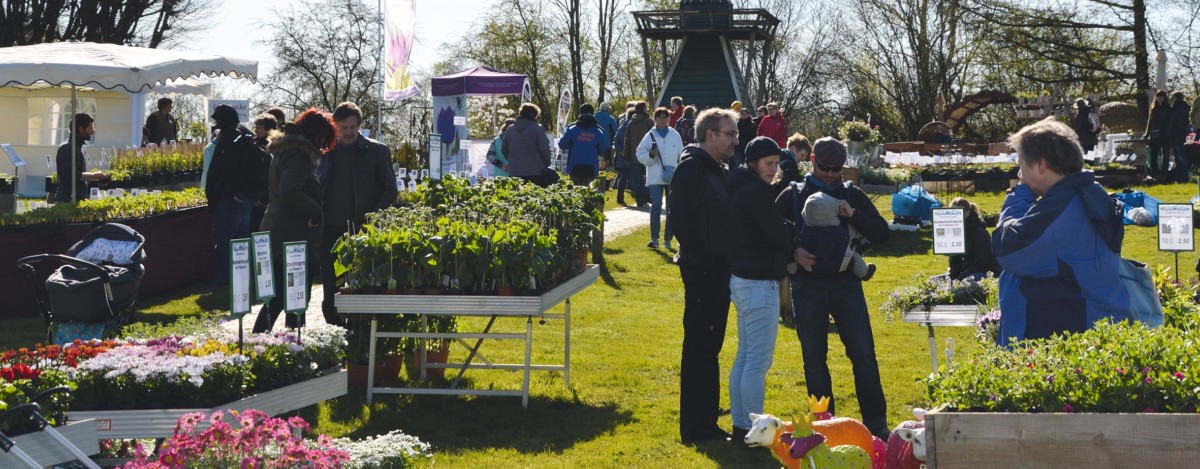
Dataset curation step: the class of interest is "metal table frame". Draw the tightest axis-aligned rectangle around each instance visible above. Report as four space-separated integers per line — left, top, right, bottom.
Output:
336 265 598 408
901 304 979 372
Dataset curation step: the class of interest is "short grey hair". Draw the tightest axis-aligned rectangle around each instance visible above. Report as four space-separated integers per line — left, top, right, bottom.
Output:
695 108 737 144
1007 117 1083 175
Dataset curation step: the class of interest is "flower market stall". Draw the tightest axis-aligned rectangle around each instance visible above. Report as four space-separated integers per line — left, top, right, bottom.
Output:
333 176 603 407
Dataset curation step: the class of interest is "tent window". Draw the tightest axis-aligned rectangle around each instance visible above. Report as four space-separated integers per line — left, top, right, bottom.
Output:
27 97 98 146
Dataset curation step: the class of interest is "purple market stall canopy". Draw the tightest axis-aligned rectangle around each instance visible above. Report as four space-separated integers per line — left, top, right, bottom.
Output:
431 66 529 97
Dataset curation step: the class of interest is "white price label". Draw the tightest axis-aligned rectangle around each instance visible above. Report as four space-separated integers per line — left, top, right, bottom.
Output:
932 208 967 255
284 242 308 313
252 232 275 300
1158 204 1194 252
230 240 252 316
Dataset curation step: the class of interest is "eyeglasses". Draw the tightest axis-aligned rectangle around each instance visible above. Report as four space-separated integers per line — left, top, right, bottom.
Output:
712 128 738 139
814 161 843 173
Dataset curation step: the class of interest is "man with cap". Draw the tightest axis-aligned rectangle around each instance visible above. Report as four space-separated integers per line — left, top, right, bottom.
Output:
774 136 892 441
205 104 260 285
558 103 610 186
668 107 741 444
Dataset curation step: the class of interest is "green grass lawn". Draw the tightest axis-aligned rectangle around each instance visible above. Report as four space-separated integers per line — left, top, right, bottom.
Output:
2 181 1197 467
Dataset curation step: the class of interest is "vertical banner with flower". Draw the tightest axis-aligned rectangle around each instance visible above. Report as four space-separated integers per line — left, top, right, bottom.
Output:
383 0 419 101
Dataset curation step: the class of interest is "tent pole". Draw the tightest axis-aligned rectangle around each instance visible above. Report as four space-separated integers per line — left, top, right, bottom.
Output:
377 0 385 141
70 85 77 203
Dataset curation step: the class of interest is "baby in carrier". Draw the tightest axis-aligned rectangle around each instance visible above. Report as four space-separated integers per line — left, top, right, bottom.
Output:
799 192 876 280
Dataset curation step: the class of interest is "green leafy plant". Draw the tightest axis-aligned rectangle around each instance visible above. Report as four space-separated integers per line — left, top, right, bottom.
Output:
880 274 998 321
838 120 883 147
0 188 208 228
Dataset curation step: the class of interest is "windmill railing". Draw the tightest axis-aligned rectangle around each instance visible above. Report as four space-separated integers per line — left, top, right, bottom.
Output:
632 9 779 40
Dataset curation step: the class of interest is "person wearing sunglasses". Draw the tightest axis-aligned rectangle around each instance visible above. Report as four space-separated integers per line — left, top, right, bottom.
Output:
668 108 741 444
774 136 892 441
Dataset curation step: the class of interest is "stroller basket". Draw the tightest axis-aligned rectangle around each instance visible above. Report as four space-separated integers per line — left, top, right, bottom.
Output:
16 223 146 342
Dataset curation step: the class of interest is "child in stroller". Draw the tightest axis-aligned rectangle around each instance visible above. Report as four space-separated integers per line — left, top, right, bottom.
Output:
16 223 145 343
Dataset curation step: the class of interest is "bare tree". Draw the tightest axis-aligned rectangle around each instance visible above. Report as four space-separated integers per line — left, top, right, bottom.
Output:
552 0 587 108
595 0 632 102
0 0 212 48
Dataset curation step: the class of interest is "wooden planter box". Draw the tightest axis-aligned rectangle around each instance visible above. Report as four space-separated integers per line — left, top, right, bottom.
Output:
926 411 1200 468
66 369 347 439
0 419 98 467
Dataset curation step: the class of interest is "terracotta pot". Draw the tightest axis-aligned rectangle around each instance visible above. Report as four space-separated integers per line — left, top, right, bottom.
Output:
405 340 451 380
496 286 518 296
346 362 386 386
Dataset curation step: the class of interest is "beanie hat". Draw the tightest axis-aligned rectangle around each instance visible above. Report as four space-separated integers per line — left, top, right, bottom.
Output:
802 192 841 227
744 136 783 163
731 101 743 111
580 103 595 115
812 136 847 167
210 104 240 129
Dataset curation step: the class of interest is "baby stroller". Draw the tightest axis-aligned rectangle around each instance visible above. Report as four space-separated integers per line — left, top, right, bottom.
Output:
16 223 146 343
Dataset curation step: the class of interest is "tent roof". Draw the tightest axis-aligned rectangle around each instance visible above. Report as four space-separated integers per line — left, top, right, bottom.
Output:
0 42 257 93
431 66 527 97
10 77 213 96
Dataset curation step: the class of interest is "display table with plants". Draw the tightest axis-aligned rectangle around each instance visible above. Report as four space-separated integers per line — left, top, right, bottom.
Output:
0 188 213 319
920 275 1200 467
333 176 605 407
882 275 997 373
0 323 346 442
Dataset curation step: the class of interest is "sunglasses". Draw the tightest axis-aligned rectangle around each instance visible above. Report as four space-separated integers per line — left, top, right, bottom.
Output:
814 161 843 173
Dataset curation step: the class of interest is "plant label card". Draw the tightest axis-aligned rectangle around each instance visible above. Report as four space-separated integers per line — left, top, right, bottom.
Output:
1 144 24 167
251 232 275 301
428 134 442 180
284 242 308 314
1157 204 1194 252
90 188 100 200
230 239 252 317
932 208 967 255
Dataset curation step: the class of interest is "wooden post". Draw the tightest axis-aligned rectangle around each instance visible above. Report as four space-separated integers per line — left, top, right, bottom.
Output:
758 38 773 104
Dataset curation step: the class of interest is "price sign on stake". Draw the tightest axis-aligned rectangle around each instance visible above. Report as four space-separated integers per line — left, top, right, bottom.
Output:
229 239 252 316
284 242 308 314
251 232 275 301
1158 204 1194 252
932 208 967 255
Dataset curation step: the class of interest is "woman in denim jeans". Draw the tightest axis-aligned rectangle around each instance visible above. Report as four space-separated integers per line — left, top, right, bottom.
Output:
635 107 685 249
725 137 792 443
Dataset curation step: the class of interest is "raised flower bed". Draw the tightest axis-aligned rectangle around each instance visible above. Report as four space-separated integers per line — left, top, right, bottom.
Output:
0 324 347 441
922 278 1200 467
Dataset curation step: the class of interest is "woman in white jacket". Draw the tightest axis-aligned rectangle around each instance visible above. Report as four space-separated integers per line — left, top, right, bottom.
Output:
636 107 685 249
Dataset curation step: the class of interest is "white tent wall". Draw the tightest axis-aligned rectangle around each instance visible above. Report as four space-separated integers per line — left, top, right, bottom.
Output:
0 87 133 180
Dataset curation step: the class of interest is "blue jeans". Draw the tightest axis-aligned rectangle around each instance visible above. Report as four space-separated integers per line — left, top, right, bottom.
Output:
212 195 252 284
790 276 889 436
649 184 672 243
729 275 779 430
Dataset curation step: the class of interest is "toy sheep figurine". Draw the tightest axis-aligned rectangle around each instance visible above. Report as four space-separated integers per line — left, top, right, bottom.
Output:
746 413 872 469
784 414 873 469
805 395 881 460
884 408 927 469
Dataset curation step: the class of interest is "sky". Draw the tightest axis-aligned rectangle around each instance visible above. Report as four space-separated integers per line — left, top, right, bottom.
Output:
177 0 487 98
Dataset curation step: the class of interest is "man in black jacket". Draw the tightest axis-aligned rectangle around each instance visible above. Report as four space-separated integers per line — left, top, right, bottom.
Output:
206 104 259 285
317 102 398 325
774 137 892 440
668 108 740 443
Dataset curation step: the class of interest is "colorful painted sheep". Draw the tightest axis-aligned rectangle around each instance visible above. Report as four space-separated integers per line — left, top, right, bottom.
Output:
746 413 872 469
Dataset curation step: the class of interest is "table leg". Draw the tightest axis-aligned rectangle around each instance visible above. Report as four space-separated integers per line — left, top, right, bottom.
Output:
564 298 571 387
524 316 532 409
927 324 938 373
368 317 378 403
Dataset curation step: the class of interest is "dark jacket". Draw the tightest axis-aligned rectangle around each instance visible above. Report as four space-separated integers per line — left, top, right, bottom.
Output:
558 114 610 177
1168 100 1192 145
948 214 1001 280
502 116 552 177
623 112 654 165
315 135 397 227
675 115 696 145
799 225 850 275
613 115 631 169
205 125 257 203
1145 103 1171 145
1071 106 1098 149
775 175 889 282
737 117 757 154
669 146 738 270
54 137 88 203
992 172 1130 348
595 110 619 148
262 131 323 247
726 168 790 279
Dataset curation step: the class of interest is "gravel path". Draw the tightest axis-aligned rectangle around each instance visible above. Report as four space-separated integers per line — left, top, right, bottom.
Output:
222 206 654 333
